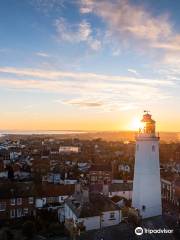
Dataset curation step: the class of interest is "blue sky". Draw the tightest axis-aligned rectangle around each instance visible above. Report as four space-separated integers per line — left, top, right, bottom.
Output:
0 0 180 131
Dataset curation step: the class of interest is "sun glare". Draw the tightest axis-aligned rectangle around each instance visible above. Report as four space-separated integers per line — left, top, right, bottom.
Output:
129 116 142 131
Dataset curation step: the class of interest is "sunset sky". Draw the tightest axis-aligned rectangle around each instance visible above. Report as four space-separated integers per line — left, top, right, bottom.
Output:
1 0 180 131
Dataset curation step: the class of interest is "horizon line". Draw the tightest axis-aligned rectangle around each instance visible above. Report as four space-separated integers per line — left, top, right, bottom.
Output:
1 129 180 134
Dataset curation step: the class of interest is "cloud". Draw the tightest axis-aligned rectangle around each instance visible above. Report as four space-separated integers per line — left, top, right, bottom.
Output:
61 98 139 111
128 69 139 76
54 18 101 51
0 67 173 86
55 18 91 42
79 0 180 62
0 66 174 111
63 98 104 108
80 0 171 41
79 0 94 14
24 105 33 109
0 78 65 92
36 52 50 57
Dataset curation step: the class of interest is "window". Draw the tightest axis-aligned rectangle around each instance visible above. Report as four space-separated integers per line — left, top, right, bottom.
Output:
17 208 22 218
47 196 58 203
152 145 155 152
29 197 34 204
142 205 146 211
17 198 22 205
10 198 16 206
91 176 97 181
0 202 6 211
10 209 16 218
109 212 115 220
24 208 28 215
61 196 64 201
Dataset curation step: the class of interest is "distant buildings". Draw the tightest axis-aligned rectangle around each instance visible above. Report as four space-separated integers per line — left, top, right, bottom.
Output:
88 164 112 184
59 146 79 154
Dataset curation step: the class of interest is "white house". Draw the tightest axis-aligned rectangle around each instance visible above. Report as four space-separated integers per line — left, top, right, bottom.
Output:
64 186 121 231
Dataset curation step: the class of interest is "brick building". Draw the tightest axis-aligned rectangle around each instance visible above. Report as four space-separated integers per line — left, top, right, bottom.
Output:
0 182 36 220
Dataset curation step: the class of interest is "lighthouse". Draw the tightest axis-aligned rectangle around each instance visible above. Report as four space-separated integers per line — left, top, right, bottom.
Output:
132 111 162 219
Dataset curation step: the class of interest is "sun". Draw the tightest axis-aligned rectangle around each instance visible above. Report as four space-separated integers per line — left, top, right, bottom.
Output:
128 116 142 131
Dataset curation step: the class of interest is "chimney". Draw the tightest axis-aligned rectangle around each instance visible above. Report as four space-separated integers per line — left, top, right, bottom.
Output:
102 181 109 197
82 187 89 203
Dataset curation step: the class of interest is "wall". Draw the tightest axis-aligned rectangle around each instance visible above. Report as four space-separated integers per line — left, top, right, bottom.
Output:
101 210 121 228
79 216 100 231
132 139 162 218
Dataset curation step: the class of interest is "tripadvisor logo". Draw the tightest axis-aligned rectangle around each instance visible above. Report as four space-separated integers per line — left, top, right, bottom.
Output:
135 227 173 235
135 227 143 235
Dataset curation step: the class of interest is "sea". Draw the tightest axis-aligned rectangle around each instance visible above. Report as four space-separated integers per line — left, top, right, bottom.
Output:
0 130 87 136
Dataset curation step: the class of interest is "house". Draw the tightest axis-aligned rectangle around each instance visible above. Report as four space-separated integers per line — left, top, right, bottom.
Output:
42 172 61 184
89 182 133 200
161 177 180 206
0 182 36 220
64 184 121 232
59 146 79 154
88 164 112 184
35 184 75 208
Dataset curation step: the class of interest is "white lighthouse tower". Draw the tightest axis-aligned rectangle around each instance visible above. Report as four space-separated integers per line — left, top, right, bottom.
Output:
132 111 162 219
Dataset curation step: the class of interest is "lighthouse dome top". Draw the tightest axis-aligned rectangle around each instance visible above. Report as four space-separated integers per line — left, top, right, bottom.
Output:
141 111 155 124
